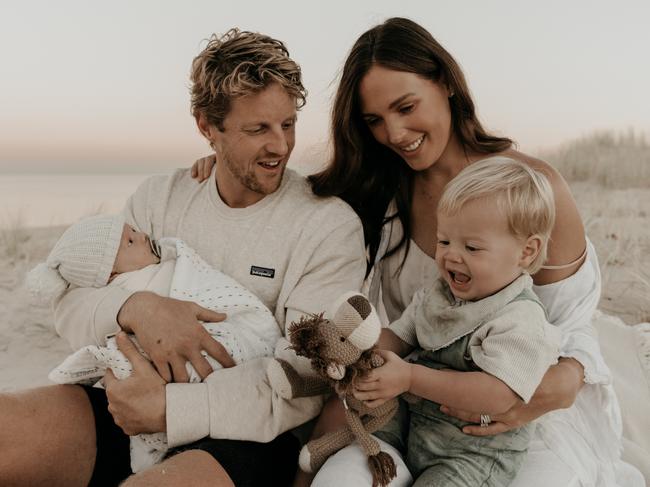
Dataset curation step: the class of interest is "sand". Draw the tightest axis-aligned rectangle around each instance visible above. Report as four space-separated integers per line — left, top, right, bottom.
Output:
0 226 71 391
0 183 648 391
1 185 649 483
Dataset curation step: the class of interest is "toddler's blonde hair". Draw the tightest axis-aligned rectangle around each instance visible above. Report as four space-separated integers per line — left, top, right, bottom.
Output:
438 157 555 274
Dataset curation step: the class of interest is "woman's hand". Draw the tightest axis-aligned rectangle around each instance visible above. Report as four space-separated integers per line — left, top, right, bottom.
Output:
440 357 584 436
353 349 412 408
191 155 216 182
104 333 167 435
439 401 534 436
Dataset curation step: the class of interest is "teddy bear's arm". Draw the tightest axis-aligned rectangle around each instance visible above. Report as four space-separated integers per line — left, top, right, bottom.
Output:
267 359 331 399
370 351 385 368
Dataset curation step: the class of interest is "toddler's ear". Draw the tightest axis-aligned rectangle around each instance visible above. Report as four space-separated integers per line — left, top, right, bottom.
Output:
520 235 542 269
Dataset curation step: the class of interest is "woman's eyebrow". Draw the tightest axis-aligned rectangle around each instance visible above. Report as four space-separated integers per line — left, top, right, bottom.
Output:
388 93 416 109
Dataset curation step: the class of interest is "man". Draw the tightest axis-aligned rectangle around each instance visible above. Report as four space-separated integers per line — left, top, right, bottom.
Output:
0 29 365 486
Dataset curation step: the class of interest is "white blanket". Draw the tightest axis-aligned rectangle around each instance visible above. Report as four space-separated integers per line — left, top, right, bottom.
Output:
49 239 281 472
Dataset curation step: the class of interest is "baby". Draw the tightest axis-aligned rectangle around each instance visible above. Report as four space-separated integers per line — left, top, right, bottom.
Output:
27 214 280 472
360 157 563 486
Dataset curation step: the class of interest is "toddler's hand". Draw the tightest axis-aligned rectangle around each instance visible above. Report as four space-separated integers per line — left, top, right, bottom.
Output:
353 349 411 408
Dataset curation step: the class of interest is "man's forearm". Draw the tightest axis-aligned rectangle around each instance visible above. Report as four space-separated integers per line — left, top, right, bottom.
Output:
166 357 324 446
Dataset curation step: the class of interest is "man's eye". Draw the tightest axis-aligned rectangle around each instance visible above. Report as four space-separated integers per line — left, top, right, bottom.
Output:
246 127 265 135
282 120 295 130
437 240 449 246
466 245 479 252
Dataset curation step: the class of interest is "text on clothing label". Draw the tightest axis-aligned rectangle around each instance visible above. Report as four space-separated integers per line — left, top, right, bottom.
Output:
250 266 275 278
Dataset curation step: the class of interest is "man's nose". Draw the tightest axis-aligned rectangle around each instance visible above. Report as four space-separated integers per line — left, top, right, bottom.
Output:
266 130 289 156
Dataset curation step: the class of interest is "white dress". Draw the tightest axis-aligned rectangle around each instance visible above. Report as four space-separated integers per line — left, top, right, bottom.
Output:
313 212 644 487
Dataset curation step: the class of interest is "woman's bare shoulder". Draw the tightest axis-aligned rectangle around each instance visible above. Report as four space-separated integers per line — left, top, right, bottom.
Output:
500 149 587 285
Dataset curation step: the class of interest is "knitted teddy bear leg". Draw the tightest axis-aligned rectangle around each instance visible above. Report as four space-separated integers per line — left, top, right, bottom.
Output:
299 427 357 473
346 407 398 487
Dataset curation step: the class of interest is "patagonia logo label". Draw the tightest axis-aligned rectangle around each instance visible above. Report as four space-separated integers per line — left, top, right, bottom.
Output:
250 266 275 278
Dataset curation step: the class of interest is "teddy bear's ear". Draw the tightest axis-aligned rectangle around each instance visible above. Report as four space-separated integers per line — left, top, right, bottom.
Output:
330 293 381 351
288 313 326 358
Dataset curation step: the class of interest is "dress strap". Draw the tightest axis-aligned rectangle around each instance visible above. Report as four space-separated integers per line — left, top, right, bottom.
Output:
540 244 587 270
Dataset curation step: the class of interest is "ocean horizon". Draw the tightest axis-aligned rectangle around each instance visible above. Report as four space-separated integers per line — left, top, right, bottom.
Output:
0 173 160 229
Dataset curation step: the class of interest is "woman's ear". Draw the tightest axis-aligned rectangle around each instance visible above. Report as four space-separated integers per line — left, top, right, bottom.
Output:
520 235 542 269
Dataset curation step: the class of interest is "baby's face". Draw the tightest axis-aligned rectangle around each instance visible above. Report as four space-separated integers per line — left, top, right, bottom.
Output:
112 224 160 275
435 199 528 301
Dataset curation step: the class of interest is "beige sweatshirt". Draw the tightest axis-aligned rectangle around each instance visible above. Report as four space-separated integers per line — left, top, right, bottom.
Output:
54 166 366 446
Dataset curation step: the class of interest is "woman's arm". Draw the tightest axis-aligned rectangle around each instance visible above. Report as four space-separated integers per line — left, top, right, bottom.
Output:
442 356 584 435
191 155 217 182
354 350 520 414
409 363 520 414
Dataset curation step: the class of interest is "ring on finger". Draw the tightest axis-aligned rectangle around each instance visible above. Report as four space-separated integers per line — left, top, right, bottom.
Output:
480 414 491 427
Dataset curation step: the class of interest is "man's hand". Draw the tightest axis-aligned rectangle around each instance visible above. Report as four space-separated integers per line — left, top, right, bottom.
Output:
104 333 167 435
191 155 216 182
118 291 230 382
353 350 412 408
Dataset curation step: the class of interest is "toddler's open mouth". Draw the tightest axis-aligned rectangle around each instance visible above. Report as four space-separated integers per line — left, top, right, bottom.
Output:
449 271 471 285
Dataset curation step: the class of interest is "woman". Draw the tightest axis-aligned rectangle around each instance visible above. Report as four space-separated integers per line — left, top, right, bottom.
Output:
306 17 640 487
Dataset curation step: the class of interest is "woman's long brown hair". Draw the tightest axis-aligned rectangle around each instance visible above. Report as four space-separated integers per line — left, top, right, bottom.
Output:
309 17 512 276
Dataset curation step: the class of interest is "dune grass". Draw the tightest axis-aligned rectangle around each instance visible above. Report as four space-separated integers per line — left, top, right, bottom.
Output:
539 130 650 189
0 210 29 263
536 130 650 324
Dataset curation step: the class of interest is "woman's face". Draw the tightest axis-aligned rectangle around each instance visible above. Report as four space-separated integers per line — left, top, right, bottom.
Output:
358 65 454 171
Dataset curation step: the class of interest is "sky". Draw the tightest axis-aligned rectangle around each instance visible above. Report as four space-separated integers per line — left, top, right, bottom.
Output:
1 0 649 174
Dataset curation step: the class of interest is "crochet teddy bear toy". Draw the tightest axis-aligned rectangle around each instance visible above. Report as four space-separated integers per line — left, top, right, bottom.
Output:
267 293 398 487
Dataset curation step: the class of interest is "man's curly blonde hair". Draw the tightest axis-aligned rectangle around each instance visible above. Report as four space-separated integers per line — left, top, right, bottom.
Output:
190 28 307 130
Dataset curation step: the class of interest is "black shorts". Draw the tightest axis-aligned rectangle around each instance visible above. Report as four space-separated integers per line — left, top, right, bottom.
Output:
82 385 300 486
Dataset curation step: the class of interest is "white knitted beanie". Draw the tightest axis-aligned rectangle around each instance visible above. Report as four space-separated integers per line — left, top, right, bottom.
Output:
26 214 125 305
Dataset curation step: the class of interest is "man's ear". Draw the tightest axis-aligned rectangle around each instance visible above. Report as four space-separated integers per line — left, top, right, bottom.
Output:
195 113 216 141
520 235 542 269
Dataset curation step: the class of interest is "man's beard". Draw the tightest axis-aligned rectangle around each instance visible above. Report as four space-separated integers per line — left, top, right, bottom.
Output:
222 155 284 196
